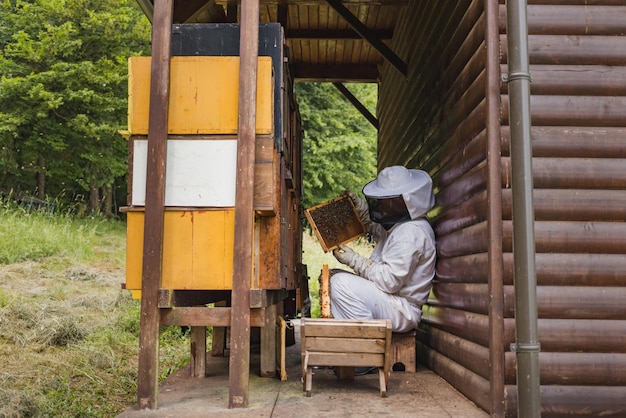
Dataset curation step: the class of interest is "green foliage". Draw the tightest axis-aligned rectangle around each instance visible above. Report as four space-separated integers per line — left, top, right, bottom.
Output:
296 82 378 208
0 0 151 204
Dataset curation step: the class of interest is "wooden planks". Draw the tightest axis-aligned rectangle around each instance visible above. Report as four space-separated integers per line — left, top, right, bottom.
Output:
300 318 392 397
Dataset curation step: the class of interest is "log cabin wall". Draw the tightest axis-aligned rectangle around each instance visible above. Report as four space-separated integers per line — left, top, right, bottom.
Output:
379 0 495 412
500 1 626 416
379 0 626 416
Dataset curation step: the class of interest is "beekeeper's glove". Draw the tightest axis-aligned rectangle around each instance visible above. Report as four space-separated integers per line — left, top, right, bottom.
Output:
332 244 375 278
342 190 371 228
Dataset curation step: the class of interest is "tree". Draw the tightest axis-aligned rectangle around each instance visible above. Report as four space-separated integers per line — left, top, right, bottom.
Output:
0 0 151 213
296 82 378 209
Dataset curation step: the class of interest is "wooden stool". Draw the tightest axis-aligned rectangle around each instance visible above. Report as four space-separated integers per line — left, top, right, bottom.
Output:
390 330 417 372
301 318 392 397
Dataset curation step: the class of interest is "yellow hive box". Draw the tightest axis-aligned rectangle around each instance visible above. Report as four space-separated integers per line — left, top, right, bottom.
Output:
128 56 273 135
125 209 238 295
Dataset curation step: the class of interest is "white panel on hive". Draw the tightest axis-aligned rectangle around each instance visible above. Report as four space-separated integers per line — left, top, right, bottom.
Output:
132 139 237 207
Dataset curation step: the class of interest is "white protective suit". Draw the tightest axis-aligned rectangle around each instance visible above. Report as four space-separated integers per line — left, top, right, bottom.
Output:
330 166 436 333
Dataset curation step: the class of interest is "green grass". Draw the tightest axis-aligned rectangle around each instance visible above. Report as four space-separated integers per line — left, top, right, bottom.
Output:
0 200 189 418
0 198 372 417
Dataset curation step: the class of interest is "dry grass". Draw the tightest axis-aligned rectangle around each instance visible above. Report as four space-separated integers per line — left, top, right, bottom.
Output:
0 202 373 417
0 205 189 418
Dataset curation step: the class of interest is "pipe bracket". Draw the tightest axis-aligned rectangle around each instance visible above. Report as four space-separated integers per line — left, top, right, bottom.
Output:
510 342 541 353
501 71 532 83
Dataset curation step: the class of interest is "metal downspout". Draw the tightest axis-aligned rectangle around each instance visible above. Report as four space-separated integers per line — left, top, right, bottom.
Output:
505 0 541 416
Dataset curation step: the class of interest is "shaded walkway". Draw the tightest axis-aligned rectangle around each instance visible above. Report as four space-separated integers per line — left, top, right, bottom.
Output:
118 320 488 417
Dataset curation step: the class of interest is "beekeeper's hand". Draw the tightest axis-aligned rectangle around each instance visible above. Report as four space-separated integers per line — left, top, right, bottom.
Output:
333 244 376 279
333 244 358 267
342 190 371 226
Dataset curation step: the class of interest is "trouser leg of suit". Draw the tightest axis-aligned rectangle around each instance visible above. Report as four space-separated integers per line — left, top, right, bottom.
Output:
329 270 420 333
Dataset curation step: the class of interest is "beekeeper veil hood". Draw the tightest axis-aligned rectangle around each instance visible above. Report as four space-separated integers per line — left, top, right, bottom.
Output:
362 166 435 220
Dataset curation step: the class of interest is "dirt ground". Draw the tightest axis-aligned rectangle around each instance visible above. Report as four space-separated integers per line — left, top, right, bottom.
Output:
117 319 488 418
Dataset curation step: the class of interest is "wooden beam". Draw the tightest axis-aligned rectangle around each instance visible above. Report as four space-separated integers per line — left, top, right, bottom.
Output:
250 289 289 308
136 0 173 411
277 3 288 28
286 28 393 40
229 0 259 409
293 63 379 82
160 307 265 326
158 289 231 308
332 82 379 129
173 0 209 22
226 0 238 23
325 0 406 77
135 0 153 21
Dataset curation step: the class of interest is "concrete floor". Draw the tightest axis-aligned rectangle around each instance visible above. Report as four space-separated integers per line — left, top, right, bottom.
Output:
118 320 488 418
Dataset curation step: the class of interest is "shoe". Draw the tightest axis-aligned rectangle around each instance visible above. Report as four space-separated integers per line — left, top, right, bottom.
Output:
354 367 378 376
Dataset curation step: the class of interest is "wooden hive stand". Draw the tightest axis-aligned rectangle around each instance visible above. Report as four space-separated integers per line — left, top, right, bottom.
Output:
300 318 392 397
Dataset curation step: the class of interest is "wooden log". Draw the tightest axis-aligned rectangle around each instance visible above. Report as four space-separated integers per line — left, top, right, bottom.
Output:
503 252 626 287
435 253 489 284
421 306 491 347
502 220 626 254
408 99 488 172
502 189 626 222
501 65 626 96
437 252 626 287
535 286 626 320
433 129 487 191
530 157 626 189
378 1 482 166
436 163 487 209
501 34 626 66
505 385 626 417
503 318 626 352
434 190 488 237
404 6 485 164
430 283 626 319
436 220 489 259
505 352 626 385
500 4 626 35
502 95 626 128
416 341 491 413
501 126 626 159
429 283 492 315
417 325 490 381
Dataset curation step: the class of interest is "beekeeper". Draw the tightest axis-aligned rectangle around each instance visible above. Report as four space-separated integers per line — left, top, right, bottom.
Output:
331 165 436 333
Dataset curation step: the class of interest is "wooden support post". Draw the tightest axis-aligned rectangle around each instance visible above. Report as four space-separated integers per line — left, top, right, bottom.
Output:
229 0 259 409
260 303 277 377
136 0 173 410
190 327 206 377
211 300 228 357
